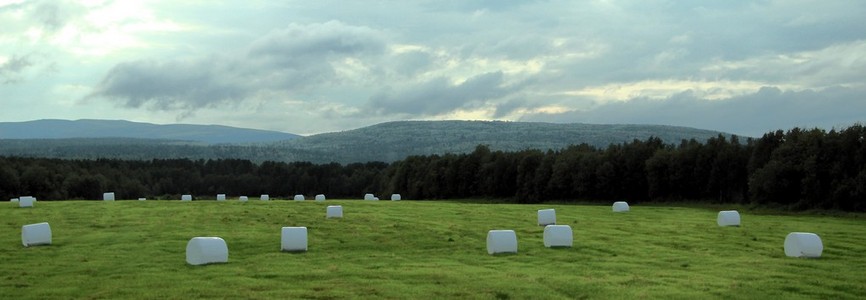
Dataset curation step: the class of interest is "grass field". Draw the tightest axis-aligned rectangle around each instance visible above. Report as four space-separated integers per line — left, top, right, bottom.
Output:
2 200 865 299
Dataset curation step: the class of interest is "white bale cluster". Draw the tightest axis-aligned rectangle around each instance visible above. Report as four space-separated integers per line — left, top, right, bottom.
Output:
280 227 308 252
391 194 401 201
364 193 375 200
487 230 518 255
103 192 115 201
537 209 556 226
326 206 343 218
239 196 248 202
612 201 629 212
294 195 305 201
181 195 192 201
22 222 52 247
19 196 34 208
186 237 228 265
315 194 326 201
216 194 226 201
260 194 269 201
717 210 741 227
138 198 146 201
543 225 573 248
784 232 823 258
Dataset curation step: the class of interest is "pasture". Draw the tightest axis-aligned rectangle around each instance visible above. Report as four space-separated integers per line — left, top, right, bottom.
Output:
2 200 865 299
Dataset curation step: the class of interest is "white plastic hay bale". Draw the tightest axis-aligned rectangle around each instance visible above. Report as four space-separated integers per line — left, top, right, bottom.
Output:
138 198 146 201
186 237 228 266
391 194 401 201
103 192 115 201
22 222 52 247
294 195 305 201
181 194 192 201
537 209 556 226
364 193 375 200
612 201 629 212
717 210 741 227
281 227 308 252
315 194 326 201
326 205 343 218
374 197 379 200
784 232 823 258
11 198 19 203
19 196 34 208
260 194 269 201
543 225 573 248
487 230 518 255
239 196 248 202
216 194 226 201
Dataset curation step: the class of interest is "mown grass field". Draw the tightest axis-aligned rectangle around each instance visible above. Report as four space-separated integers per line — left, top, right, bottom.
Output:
2 199 865 299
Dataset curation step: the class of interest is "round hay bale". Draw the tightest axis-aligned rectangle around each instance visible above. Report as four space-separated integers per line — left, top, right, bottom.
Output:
326 205 343 218
537 209 556 226
364 193 375 200
294 195 305 201
18 196 34 208
216 194 226 201
11 198 19 203
22 222 52 247
239 196 249 202
784 232 823 258
391 194 401 201
181 195 192 201
315 194 326 201
138 198 146 201
281 227 308 252
717 210 741 227
543 225 573 248
186 237 228 265
612 201 629 212
487 230 518 255
103 192 115 201
260 194 269 201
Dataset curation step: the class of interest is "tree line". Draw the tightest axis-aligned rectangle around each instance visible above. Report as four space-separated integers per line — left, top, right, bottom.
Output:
1 125 864 211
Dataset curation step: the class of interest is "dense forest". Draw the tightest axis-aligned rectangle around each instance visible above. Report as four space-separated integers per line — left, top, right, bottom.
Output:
1 125 864 211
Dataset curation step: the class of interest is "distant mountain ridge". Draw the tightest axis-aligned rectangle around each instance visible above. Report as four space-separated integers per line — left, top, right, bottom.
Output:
0 119 300 144
0 119 740 163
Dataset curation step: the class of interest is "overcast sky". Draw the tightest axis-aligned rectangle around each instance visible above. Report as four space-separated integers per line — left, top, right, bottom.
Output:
1 0 864 136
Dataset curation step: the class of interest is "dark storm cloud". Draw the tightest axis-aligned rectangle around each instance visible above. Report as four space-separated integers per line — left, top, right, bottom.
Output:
0 54 33 84
88 58 249 110
368 71 509 115
520 86 866 137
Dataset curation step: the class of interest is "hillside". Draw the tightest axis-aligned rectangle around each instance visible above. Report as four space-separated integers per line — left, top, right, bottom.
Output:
0 120 738 163
0 119 300 144
275 120 734 162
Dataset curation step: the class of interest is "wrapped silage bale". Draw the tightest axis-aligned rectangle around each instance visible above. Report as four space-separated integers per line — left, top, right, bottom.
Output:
784 232 823 258
186 237 228 265
326 206 343 218
239 196 248 202
138 198 146 201
364 194 375 200
22 222 52 247
537 209 556 226
103 192 115 201
260 194 269 201
11 198 19 203
216 194 226 201
391 194 401 201
543 225 573 248
315 194 326 201
487 230 518 255
717 210 741 227
19 196 34 208
281 227 308 252
612 201 629 212
181 195 192 201
294 195 305 201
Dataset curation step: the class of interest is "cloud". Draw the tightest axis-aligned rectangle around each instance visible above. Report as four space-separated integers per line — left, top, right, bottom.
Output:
0 54 33 84
520 86 866 137
367 71 511 115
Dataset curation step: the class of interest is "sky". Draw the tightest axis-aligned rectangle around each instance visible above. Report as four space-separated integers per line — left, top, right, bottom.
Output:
1 0 864 136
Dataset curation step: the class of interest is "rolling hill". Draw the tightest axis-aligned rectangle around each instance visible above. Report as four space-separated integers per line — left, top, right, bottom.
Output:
0 119 300 144
0 120 739 163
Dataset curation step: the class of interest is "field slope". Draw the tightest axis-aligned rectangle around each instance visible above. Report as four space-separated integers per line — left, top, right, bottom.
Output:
2 201 865 299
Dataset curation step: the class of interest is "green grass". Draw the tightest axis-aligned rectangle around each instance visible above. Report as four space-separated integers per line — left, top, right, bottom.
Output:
2 200 865 299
